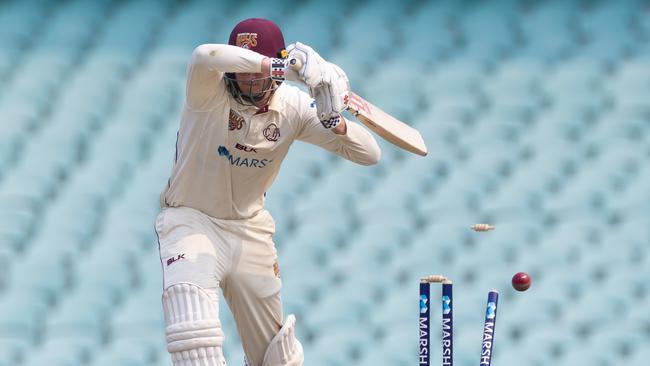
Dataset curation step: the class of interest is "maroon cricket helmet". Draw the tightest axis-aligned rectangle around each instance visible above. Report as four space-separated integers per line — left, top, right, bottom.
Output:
228 18 287 59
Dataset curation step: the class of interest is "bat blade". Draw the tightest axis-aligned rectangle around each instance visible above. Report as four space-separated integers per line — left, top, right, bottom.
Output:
347 93 428 156
288 58 427 156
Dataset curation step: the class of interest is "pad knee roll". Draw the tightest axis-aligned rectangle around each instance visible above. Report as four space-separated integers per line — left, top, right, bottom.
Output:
163 283 226 366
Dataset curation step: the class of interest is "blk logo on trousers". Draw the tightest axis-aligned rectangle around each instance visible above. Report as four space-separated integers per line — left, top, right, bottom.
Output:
167 254 186 266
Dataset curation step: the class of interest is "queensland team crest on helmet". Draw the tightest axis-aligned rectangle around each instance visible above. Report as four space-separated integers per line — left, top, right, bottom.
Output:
236 32 258 49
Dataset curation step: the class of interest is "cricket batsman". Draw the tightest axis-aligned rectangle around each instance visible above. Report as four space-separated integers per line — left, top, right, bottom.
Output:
154 18 381 366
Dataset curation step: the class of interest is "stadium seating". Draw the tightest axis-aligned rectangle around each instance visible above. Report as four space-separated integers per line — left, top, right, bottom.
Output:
1 0 648 365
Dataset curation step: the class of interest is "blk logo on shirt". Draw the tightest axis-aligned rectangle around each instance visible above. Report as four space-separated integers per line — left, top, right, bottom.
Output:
235 143 257 153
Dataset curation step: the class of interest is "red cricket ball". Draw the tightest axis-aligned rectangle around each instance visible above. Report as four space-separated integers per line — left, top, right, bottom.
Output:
512 272 532 292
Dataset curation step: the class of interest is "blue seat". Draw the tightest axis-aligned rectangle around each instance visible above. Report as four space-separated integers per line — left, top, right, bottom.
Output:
98 206 158 251
90 338 158 366
7 250 69 303
17 134 78 182
518 324 577 363
21 337 97 366
308 324 372 366
291 195 352 240
224 349 245 366
135 246 164 293
281 219 344 261
38 193 102 242
154 0 215 53
562 289 630 336
426 60 486 96
345 216 412 263
363 60 422 122
358 347 410 366
20 356 83 366
0 338 26 366
589 110 650 143
96 0 168 64
45 290 112 345
324 51 370 95
602 269 650 305
0 210 33 253
336 1 403 60
482 92 543 123
110 295 165 347
267 141 331 207
588 319 647 365
525 104 594 143
501 291 558 337
0 100 35 156
609 60 650 93
400 0 463 65
329 258 392 301
574 1 638 63
543 60 608 97
0 291 48 352
405 221 474 269
11 54 68 108
0 0 50 53
627 346 650 366
369 286 414 327
516 0 581 61
531 265 590 303
280 268 331 317
608 166 650 217
304 288 371 333
308 157 381 197
504 139 579 200
229 0 290 30
558 346 618 366
416 171 486 218
217 291 247 366
0 165 62 207
456 1 519 64
281 3 339 56
492 348 536 366
359 149 452 208
488 59 546 92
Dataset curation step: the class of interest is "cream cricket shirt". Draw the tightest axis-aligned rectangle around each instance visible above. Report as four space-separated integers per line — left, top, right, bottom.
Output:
160 44 381 220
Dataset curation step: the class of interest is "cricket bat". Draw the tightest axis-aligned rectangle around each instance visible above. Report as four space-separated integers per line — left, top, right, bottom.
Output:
290 59 428 156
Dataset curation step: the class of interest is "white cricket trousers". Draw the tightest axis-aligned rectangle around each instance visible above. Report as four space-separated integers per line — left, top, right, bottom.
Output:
155 206 283 366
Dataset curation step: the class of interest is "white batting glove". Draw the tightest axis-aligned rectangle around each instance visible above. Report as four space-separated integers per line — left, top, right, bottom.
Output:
286 42 330 87
310 63 350 128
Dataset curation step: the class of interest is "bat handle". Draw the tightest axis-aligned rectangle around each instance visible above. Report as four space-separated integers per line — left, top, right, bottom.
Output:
288 58 302 71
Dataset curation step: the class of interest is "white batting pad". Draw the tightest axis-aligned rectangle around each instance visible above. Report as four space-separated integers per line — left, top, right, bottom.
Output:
261 314 304 366
162 283 226 366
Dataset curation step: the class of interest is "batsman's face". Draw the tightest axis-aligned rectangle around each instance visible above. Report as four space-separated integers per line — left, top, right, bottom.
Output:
234 73 275 107
235 73 268 94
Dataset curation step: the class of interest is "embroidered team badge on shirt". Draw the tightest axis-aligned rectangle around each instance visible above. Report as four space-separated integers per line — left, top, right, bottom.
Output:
229 110 245 131
273 260 280 278
236 33 257 49
263 123 280 142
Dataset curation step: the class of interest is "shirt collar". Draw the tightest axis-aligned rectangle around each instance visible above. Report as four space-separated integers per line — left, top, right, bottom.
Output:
236 84 283 115
267 84 283 113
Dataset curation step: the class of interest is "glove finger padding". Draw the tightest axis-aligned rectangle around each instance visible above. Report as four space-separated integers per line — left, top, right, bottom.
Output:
311 87 340 129
286 42 328 87
310 63 350 128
